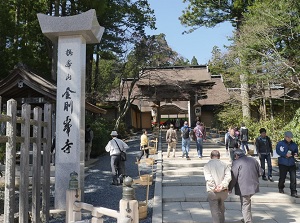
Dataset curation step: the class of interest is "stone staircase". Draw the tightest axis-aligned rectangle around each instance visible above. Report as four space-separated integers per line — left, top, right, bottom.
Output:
157 131 300 223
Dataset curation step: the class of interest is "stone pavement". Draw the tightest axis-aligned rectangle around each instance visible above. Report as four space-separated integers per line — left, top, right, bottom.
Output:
152 130 300 223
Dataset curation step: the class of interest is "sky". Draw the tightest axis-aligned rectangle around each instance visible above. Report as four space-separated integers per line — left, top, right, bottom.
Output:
145 0 234 65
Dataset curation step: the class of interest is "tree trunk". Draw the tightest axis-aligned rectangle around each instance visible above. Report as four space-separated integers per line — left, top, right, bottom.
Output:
268 82 274 120
240 74 250 119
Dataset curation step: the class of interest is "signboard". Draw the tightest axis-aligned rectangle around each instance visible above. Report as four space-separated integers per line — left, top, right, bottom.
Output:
195 106 201 116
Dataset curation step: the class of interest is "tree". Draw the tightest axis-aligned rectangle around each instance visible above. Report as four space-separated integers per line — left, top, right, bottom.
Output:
180 0 255 32
233 0 300 89
191 56 199 65
210 0 300 121
180 0 257 120
0 0 50 78
0 0 156 87
98 33 188 129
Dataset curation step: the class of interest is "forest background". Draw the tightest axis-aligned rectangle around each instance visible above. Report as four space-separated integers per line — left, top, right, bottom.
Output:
0 0 300 157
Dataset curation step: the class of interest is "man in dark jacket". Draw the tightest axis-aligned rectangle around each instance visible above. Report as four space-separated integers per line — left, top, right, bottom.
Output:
276 131 299 198
225 128 240 162
240 123 249 154
256 128 273 181
229 149 262 223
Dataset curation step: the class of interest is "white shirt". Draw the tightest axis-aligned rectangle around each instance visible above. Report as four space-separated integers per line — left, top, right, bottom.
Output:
203 159 232 192
105 137 129 156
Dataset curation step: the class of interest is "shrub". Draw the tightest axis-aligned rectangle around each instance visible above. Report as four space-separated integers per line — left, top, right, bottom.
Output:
86 115 114 157
215 102 243 129
283 107 300 146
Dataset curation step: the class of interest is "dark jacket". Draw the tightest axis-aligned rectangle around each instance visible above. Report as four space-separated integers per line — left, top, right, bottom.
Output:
225 135 240 150
229 155 262 196
240 127 249 142
276 140 298 166
256 136 273 154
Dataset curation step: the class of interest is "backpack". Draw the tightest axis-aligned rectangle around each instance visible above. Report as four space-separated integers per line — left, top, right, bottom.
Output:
241 128 248 141
182 127 190 139
85 129 91 143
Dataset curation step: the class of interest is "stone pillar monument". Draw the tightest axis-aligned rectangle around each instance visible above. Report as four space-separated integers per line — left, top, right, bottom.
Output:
37 10 104 209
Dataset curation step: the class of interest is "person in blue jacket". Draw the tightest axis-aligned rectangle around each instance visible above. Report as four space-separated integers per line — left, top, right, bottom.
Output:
276 131 299 198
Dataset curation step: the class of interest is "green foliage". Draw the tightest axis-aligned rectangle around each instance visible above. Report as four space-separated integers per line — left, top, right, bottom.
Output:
283 107 300 145
0 0 156 82
86 115 114 157
208 46 241 88
190 56 199 65
232 0 300 90
215 102 243 129
245 117 285 143
180 0 255 33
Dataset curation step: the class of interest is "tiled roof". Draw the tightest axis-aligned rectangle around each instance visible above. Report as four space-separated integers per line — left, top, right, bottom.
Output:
0 64 106 114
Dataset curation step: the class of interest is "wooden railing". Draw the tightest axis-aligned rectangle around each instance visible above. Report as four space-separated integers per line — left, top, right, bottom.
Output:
0 97 52 223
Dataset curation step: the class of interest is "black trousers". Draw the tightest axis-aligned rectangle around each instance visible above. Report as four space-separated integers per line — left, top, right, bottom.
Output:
259 153 272 178
137 146 149 161
278 164 297 195
111 155 125 184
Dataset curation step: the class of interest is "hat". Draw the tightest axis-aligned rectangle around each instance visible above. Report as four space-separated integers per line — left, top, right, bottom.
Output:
170 124 174 128
284 131 293 138
110 131 118 136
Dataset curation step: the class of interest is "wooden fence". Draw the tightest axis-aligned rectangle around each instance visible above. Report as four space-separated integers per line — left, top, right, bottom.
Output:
0 97 52 223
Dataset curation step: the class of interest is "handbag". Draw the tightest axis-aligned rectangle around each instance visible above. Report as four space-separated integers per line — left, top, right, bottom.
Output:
113 139 126 161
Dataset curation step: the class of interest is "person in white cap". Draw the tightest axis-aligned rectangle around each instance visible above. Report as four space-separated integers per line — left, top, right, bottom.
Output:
276 131 299 198
105 131 129 185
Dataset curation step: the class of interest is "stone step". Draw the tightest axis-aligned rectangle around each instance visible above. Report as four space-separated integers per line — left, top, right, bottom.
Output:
162 185 300 204
162 202 300 223
162 175 295 187
164 167 279 176
163 168 204 176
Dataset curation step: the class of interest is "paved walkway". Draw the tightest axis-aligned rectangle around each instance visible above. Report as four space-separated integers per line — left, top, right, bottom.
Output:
153 130 300 223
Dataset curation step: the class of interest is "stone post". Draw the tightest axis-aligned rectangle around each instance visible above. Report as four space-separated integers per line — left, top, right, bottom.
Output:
66 171 81 222
119 177 138 223
37 9 104 209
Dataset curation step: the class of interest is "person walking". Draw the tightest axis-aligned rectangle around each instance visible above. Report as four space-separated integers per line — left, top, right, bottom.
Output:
225 128 240 162
105 131 129 185
85 125 94 161
193 121 206 158
276 131 299 198
166 124 177 158
240 123 249 154
137 129 149 161
256 128 273 181
229 149 262 223
204 150 232 223
180 121 191 159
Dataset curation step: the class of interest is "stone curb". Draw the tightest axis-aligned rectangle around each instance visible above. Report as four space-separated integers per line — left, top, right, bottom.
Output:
152 130 163 223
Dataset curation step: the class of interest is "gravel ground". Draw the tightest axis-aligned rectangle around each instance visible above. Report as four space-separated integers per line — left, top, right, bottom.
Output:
0 135 155 222
49 136 155 223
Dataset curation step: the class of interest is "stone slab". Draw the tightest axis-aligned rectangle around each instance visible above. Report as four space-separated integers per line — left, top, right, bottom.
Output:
37 9 104 43
162 202 300 223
